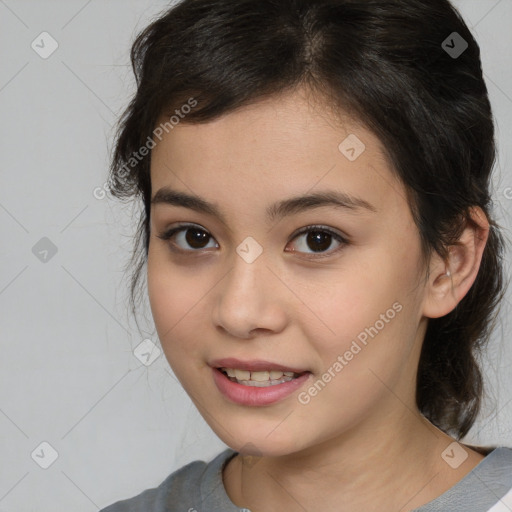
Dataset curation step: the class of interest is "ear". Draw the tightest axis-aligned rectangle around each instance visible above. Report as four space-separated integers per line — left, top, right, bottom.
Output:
421 206 490 319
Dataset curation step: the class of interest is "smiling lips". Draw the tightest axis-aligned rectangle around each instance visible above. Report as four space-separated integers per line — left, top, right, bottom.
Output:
220 367 299 386
210 358 311 405
211 357 308 385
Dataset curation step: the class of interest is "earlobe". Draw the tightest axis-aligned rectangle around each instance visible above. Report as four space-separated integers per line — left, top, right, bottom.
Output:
422 207 490 319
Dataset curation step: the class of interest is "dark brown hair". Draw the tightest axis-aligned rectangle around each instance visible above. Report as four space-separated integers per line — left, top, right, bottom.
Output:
108 0 507 439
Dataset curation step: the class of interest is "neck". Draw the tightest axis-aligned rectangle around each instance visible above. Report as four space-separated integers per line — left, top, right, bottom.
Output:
223 409 484 512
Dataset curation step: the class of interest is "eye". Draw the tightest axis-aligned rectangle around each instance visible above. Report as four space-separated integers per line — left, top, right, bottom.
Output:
286 225 348 258
156 223 218 252
156 223 348 257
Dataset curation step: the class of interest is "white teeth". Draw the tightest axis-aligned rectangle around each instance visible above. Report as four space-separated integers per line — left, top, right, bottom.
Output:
239 378 292 387
234 369 251 380
221 367 303 386
250 371 270 381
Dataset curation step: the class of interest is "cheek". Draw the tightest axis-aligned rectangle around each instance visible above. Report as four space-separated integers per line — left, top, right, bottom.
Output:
147 251 176 332
146 246 205 358
301 246 421 373
296 262 395 341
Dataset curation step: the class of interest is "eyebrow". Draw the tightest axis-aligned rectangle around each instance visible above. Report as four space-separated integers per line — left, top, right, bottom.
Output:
151 186 377 224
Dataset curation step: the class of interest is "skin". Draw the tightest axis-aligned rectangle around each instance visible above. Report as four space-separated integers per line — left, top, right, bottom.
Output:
147 87 490 512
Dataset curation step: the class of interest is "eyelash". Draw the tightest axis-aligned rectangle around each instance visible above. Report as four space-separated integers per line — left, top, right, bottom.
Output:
156 223 349 259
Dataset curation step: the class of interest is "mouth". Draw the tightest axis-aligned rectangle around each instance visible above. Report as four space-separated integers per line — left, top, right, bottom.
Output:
218 367 307 387
209 358 312 405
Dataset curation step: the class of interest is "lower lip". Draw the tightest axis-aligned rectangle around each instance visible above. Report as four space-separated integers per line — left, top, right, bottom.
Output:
211 367 311 406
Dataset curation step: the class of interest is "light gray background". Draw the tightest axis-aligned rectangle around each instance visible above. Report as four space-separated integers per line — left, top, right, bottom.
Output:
0 1 511 510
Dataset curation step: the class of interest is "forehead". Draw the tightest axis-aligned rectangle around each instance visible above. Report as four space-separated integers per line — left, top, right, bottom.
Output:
149 89 407 221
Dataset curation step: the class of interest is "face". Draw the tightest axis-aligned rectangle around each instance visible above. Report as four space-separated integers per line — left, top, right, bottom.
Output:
147 88 431 457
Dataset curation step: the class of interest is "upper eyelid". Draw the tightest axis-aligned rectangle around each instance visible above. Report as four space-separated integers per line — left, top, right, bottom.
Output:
291 224 347 238
165 222 346 239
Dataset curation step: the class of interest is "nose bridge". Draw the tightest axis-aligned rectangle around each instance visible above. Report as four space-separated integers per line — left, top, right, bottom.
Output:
213 244 286 337
223 246 270 307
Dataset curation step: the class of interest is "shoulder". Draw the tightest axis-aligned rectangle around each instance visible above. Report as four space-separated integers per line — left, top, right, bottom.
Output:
99 448 237 512
417 446 512 512
460 446 512 510
483 446 512 482
472 445 512 481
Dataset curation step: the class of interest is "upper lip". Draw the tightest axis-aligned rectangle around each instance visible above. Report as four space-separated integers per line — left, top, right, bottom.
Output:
210 357 308 374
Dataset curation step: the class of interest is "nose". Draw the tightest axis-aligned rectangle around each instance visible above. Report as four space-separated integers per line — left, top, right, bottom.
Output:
212 254 288 339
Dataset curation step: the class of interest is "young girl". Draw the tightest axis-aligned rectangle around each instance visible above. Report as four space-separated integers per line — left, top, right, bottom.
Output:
101 0 512 510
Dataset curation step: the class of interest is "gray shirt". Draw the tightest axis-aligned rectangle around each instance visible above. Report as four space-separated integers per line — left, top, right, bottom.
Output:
100 446 512 512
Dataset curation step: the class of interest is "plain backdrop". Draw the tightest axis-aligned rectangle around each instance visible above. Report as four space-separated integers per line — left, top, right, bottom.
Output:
0 0 511 510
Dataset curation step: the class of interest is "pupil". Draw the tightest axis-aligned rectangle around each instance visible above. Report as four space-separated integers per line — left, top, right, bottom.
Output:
307 231 331 252
186 228 209 248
